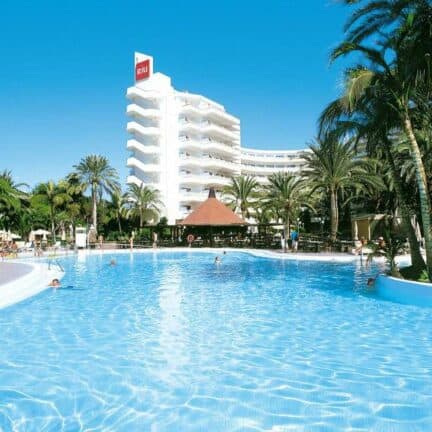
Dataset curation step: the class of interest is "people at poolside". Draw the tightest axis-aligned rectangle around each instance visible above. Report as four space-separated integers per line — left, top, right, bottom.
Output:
49 278 61 288
377 236 386 250
152 232 158 249
10 241 18 257
290 230 299 252
354 236 367 255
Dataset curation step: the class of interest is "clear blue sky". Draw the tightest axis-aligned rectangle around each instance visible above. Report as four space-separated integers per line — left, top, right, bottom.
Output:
0 0 350 187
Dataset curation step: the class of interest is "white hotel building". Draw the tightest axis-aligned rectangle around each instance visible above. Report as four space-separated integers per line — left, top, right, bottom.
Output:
127 53 308 224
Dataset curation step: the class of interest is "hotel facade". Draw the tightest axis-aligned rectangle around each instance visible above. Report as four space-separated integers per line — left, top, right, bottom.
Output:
126 53 308 224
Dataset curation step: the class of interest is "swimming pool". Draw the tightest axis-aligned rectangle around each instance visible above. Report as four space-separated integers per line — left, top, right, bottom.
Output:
0 251 431 431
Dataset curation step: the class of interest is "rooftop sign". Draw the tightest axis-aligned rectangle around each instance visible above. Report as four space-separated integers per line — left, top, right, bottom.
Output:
135 59 150 81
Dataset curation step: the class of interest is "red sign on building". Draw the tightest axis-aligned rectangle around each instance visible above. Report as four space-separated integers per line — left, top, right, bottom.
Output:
135 59 150 81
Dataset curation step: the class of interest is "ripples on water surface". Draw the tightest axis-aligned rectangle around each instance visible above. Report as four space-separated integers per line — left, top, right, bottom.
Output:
0 252 431 431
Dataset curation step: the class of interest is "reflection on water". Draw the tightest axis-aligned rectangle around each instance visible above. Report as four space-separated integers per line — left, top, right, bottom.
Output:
0 252 431 431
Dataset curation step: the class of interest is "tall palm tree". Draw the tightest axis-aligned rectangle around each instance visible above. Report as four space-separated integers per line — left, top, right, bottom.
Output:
305 138 382 242
319 69 426 270
126 184 162 228
223 175 259 220
110 189 128 233
330 0 432 276
265 172 311 251
33 181 71 241
73 155 119 232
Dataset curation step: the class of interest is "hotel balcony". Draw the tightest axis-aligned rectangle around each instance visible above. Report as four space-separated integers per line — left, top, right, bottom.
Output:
178 155 239 172
179 120 239 142
241 165 304 175
179 174 231 187
179 103 240 128
127 87 162 102
127 157 160 173
179 138 239 157
127 139 160 154
179 192 209 203
126 175 160 190
127 121 160 137
241 149 309 164
127 104 161 119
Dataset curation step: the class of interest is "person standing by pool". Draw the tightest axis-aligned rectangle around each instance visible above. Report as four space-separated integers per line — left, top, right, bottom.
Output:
290 230 299 252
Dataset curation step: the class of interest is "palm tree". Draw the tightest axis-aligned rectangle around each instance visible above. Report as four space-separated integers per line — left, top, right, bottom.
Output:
32 181 72 241
305 138 382 242
0 171 28 233
0 178 25 229
265 172 311 251
223 175 259 220
329 1 432 276
319 68 426 271
73 155 119 232
126 184 162 228
110 189 128 233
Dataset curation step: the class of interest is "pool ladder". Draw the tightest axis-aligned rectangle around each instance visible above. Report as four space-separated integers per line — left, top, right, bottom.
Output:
48 259 64 272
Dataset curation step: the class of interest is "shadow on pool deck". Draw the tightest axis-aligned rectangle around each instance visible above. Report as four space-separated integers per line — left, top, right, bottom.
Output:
0 262 33 286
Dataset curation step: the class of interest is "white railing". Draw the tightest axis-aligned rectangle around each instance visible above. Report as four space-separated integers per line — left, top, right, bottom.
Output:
127 87 162 101
179 192 209 202
179 174 231 186
241 165 304 174
126 175 160 189
127 121 160 136
179 138 238 157
178 155 238 171
127 139 160 154
127 104 161 119
179 120 239 141
127 157 160 173
179 103 240 125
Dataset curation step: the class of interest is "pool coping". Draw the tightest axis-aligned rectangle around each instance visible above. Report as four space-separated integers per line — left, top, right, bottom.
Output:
76 247 365 262
375 273 432 306
0 261 63 309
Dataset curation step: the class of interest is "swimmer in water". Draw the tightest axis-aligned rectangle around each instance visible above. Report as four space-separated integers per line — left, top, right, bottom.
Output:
109 259 116 266
214 256 221 265
49 278 61 288
367 277 376 287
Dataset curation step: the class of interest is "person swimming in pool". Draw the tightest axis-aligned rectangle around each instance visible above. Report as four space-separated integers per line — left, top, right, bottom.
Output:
214 256 221 265
109 259 116 266
49 278 61 288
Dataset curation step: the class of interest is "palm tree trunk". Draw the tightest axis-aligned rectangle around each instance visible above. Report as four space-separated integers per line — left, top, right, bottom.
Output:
139 208 143 228
382 137 425 270
50 206 56 242
403 113 432 279
92 186 98 232
330 189 338 242
118 216 122 233
284 211 290 252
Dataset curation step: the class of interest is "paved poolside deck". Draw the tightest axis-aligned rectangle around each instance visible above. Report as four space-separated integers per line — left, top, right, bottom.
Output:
0 262 33 286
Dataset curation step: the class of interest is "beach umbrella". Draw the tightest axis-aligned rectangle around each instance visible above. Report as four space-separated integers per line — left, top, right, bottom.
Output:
33 229 51 236
32 229 51 242
0 230 20 241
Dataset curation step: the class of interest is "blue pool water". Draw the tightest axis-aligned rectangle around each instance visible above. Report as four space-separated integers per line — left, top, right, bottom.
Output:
0 251 431 431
